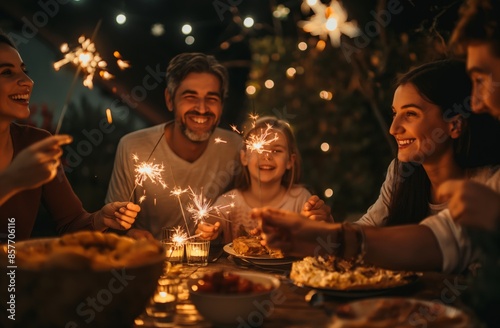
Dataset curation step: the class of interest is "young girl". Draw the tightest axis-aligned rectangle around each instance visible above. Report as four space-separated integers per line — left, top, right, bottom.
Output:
197 116 331 243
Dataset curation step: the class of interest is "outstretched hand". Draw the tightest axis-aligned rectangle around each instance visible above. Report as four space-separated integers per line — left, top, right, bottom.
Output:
251 207 340 258
301 195 334 222
96 202 141 231
438 180 500 231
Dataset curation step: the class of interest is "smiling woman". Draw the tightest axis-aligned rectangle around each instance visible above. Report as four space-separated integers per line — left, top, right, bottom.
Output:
0 31 141 242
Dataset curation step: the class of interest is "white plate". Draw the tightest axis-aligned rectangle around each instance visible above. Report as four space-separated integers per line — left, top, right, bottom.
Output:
223 243 295 265
329 297 471 327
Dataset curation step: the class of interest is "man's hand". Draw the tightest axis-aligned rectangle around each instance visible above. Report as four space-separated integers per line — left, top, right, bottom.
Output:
96 202 141 230
196 221 221 240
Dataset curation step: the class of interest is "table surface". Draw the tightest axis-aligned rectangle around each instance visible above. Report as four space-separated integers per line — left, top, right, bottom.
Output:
134 248 479 328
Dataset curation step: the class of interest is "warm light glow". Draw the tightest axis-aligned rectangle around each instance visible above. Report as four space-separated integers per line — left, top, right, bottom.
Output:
286 67 297 78
320 142 330 152
106 108 112 124
243 17 254 28
181 24 192 35
319 90 333 100
324 188 334 198
246 85 257 95
151 23 165 36
316 40 326 51
264 79 274 89
307 0 318 6
298 42 308 51
325 17 338 31
116 14 126 25
185 36 195 45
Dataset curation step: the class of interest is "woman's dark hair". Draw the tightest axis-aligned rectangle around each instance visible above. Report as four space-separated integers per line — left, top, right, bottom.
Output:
0 31 17 49
386 59 500 226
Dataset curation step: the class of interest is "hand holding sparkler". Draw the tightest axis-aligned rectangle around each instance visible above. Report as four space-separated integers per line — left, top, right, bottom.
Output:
93 201 141 231
195 221 221 241
301 195 334 222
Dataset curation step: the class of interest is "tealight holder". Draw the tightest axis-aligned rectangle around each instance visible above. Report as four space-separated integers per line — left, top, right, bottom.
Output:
185 239 210 266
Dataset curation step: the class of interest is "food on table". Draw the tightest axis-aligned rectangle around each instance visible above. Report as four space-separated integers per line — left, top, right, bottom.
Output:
232 236 284 258
12 231 163 270
193 270 273 294
291 256 419 290
332 298 470 327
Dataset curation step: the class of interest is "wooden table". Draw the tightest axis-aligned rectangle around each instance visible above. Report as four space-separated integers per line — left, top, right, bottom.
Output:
135 252 478 327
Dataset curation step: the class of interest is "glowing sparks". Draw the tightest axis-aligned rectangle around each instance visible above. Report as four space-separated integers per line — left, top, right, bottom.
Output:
186 188 234 226
170 186 189 197
214 137 227 144
171 226 188 245
230 124 242 134
299 0 360 47
53 36 130 89
133 156 168 189
139 195 147 203
245 123 279 154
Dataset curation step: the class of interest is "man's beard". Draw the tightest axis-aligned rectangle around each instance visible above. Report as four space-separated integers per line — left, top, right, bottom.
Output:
178 112 217 142
181 123 214 142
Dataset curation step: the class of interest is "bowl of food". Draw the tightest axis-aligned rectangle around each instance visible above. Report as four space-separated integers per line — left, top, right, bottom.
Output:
188 270 280 327
0 231 164 328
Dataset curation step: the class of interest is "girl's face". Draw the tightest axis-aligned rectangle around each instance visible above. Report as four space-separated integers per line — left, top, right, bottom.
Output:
390 83 458 164
0 43 33 122
241 130 294 186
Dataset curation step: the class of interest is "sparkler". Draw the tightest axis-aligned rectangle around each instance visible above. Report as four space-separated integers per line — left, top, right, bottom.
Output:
53 20 130 134
186 187 234 227
170 186 191 236
214 137 227 144
128 154 167 202
245 123 279 154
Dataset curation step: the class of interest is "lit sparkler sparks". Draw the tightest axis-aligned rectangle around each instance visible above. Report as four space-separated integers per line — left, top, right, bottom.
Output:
214 137 227 144
186 188 234 226
245 123 279 154
170 186 191 235
230 124 242 134
128 154 167 201
53 20 130 134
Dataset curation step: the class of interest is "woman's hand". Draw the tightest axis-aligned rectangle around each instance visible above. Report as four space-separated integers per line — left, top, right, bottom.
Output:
95 202 141 231
0 135 73 206
196 221 221 240
301 195 334 222
251 207 340 258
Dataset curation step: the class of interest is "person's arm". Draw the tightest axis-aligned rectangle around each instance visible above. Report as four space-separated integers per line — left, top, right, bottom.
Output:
355 160 395 226
0 135 72 206
253 207 444 272
438 179 500 231
361 225 442 271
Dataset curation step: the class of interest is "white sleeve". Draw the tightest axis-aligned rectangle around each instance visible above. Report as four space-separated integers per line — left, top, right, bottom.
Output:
420 209 472 273
105 138 134 204
355 160 395 226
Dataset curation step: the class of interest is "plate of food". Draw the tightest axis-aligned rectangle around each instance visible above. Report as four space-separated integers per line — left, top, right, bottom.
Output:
329 297 471 327
290 256 421 297
223 236 295 265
